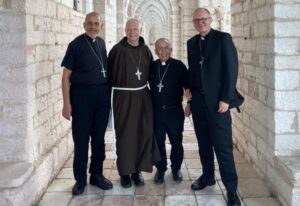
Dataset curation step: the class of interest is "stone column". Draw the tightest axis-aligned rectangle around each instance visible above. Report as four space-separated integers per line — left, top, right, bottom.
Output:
232 0 300 205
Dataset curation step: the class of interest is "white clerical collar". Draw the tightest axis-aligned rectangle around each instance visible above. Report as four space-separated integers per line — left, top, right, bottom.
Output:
92 39 96 43
161 61 166 66
200 36 205 40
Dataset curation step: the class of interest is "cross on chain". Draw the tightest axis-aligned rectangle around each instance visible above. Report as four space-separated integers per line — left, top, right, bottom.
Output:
157 82 164 92
135 68 142 80
101 68 106 78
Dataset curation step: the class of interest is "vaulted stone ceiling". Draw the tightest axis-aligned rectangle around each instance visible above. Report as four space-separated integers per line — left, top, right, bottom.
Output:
125 0 178 46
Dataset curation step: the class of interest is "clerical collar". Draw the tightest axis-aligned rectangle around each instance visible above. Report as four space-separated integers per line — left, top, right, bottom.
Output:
160 58 171 66
199 29 211 41
84 34 96 43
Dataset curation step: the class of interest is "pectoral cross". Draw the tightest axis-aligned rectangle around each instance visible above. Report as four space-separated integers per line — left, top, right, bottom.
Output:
101 67 106 78
157 82 164 92
135 68 142 80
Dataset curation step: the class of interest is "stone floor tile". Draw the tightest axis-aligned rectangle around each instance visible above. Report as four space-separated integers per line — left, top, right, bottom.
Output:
182 143 199 150
134 195 164 206
187 168 202 180
217 180 226 191
238 178 271 198
135 180 164 196
38 192 72 206
185 159 202 169
103 168 112 179
196 194 227 206
236 163 258 178
106 151 116 159
64 158 73 168
142 170 156 180
69 194 103 206
194 183 222 195
243 197 281 206
57 168 73 179
101 195 134 206
84 184 105 195
103 159 114 169
110 169 120 181
165 180 194 195
165 195 197 206
104 181 135 195
47 179 75 192
234 150 247 163
184 150 199 159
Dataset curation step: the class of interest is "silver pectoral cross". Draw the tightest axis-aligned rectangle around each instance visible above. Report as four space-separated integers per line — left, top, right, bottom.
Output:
135 68 142 80
101 67 106 78
157 82 164 92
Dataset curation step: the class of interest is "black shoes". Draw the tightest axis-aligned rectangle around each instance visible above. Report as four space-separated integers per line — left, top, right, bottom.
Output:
191 175 216 190
72 181 86 196
227 192 241 206
154 170 165 184
131 172 145 186
172 170 183 181
90 174 113 190
120 175 132 188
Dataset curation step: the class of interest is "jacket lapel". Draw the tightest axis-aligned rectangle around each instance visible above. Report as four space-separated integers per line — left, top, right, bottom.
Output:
203 29 217 60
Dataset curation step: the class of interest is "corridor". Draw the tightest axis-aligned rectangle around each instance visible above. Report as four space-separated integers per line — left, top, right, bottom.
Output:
38 117 280 206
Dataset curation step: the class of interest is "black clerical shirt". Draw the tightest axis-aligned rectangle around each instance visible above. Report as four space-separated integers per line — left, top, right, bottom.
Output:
61 34 108 84
190 32 209 91
149 58 188 108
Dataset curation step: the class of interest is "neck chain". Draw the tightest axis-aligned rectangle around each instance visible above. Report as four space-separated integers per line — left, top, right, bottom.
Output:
157 59 172 93
84 34 106 78
127 47 142 80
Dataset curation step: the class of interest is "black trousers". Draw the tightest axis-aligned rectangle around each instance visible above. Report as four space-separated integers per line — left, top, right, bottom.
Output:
70 84 110 183
153 106 184 172
190 91 238 193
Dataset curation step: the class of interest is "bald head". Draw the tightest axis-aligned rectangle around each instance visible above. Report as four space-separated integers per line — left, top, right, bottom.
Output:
84 12 102 39
155 38 172 62
155 38 172 49
192 8 211 17
85 12 101 22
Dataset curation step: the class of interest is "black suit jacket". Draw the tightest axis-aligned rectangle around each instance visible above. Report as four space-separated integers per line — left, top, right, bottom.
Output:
187 29 243 112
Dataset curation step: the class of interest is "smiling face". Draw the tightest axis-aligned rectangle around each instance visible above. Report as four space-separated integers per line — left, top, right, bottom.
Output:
192 8 212 36
125 19 142 45
155 38 172 62
83 12 102 39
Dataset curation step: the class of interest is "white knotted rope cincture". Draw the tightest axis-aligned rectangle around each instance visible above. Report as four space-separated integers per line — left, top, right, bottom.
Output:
110 84 148 160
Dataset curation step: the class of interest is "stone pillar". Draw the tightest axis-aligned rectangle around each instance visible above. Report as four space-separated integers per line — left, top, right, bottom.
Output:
179 0 197 64
94 0 117 51
0 0 83 204
232 0 300 205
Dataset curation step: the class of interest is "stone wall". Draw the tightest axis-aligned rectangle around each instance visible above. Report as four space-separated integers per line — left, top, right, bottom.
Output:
0 0 85 204
0 0 28 162
232 0 300 205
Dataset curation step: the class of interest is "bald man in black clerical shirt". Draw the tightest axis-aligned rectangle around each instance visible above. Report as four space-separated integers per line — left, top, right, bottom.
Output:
61 12 113 196
149 38 188 184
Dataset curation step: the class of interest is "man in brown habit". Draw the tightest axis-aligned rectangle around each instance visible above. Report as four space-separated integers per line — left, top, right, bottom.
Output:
108 18 160 188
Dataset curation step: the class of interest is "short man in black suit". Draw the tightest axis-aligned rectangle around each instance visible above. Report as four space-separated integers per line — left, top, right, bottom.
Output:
185 8 242 206
149 38 188 184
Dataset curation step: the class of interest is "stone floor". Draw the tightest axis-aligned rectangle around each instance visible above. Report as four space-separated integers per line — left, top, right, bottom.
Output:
38 117 281 206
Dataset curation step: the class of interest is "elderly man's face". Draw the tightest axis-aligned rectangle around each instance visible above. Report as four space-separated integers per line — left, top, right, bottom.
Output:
125 21 141 44
84 14 101 39
155 40 172 62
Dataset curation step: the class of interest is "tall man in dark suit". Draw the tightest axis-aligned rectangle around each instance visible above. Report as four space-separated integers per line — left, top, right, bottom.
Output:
61 12 113 195
186 8 241 206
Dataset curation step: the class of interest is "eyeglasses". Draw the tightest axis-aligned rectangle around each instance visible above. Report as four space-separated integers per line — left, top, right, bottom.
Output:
193 17 211 24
